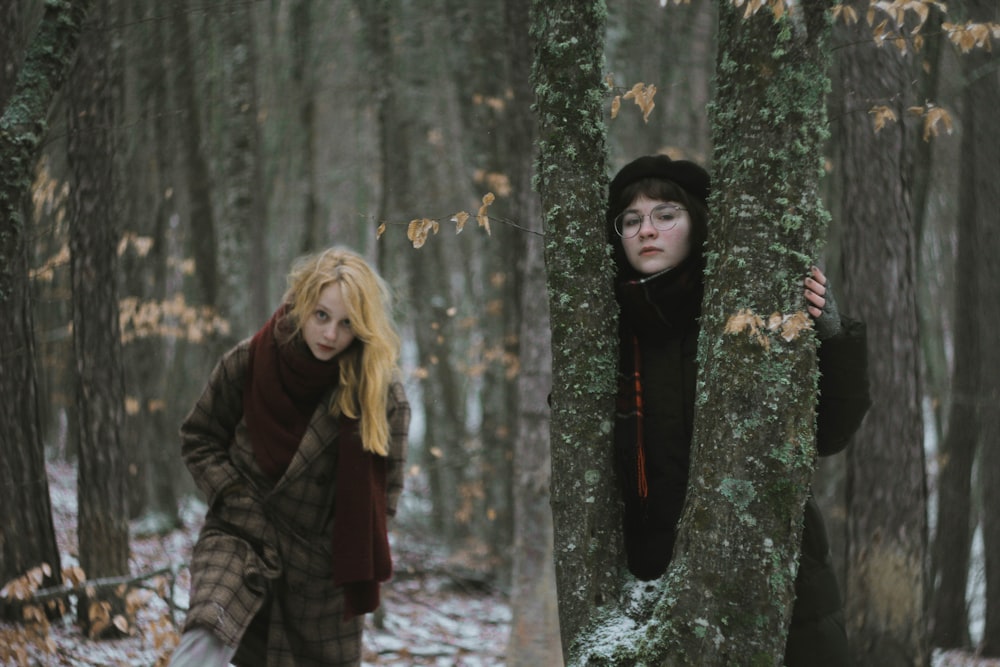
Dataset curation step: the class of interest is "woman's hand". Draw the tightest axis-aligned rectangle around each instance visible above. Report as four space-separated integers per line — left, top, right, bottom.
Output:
804 266 841 339
804 266 827 318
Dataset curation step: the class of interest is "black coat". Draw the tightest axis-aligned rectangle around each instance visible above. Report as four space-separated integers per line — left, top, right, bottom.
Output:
613 259 870 665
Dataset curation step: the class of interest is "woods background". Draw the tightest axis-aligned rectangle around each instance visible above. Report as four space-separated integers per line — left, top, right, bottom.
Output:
2 0 998 666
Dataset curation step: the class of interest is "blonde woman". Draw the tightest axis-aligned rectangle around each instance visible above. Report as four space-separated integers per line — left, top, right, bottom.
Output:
170 247 409 667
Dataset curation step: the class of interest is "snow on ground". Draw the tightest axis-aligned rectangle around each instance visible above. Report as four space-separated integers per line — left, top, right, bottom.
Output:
1 460 507 666
3 459 998 666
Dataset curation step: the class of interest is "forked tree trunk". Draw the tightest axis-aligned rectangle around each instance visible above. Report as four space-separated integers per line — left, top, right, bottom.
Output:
540 3 836 665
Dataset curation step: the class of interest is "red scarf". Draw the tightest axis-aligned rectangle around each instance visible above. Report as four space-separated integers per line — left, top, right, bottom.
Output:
614 257 703 507
245 306 340 479
244 306 392 617
332 415 391 618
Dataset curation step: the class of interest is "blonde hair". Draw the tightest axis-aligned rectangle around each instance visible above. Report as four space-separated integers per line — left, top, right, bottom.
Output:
282 246 400 456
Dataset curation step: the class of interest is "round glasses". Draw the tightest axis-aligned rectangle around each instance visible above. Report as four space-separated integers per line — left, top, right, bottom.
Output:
614 203 687 239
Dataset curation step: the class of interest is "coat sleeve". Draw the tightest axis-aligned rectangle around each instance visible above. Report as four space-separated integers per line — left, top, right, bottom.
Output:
180 341 251 506
815 316 871 457
384 378 410 517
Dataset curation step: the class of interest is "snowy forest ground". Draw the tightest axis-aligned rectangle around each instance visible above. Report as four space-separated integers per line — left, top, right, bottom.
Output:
1 460 507 666
1 460 996 666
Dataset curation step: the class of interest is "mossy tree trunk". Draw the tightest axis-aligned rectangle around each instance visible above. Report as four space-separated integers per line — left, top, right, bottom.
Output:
561 3 835 666
0 0 91 598
646 4 833 665
531 0 621 657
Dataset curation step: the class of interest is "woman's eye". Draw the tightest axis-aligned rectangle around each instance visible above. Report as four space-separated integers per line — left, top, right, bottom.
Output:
623 216 641 227
315 310 328 322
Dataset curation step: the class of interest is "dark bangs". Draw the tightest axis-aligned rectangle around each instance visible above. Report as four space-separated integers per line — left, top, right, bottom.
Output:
617 177 693 212
608 176 709 252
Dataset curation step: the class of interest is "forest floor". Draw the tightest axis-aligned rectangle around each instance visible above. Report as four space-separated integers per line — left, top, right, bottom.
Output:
1 459 997 667
1 460 508 666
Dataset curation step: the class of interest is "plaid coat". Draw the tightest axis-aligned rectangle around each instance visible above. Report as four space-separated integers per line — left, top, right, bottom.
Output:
179 339 409 667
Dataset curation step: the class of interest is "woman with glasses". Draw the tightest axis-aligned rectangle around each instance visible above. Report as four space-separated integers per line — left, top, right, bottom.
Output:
606 155 870 667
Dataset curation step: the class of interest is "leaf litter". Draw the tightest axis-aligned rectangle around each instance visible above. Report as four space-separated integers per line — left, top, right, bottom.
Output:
1 460 507 666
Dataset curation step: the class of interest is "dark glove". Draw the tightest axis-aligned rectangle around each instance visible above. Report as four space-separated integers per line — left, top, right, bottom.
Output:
814 279 842 340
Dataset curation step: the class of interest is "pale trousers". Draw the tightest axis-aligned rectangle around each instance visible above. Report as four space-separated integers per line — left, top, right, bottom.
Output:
168 626 237 667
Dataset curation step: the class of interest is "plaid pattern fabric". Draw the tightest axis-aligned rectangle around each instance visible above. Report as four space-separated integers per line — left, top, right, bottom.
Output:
179 339 409 667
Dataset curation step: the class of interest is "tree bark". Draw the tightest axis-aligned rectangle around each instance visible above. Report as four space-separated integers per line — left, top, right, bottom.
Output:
504 0 562 662
170 0 217 310
640 5 833 665
834 3 929 665
216 1 266 337
966 0 1000 655
0 0 91 597
554 4 834 665
1 0 22 111
927 2 985 645
66 0 130 599
115 0 181 526
532 0 621 656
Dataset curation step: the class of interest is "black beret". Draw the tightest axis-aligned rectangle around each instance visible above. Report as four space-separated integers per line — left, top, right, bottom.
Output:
607 155 710 209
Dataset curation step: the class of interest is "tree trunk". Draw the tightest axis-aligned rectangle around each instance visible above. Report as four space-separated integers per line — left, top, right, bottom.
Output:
216 1 266 338
0 0 90 599
0 0 22 111
170 0 217 310
66 2 131 636
911 7 950 468
639 5 832 665
966 0 1000 654
550 4 834 665
504 0 562 662
532 0 621 655
0 234 63 604
927 1 987 646
116 0 181 527
435 0 519 571
834 4 928 665
291 0 320 257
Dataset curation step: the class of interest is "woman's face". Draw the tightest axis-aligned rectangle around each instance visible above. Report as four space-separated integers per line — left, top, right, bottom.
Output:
302 282 356 361
619 195 692 276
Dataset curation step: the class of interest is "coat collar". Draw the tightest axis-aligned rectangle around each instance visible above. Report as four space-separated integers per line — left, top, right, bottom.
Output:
616 255 704 339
